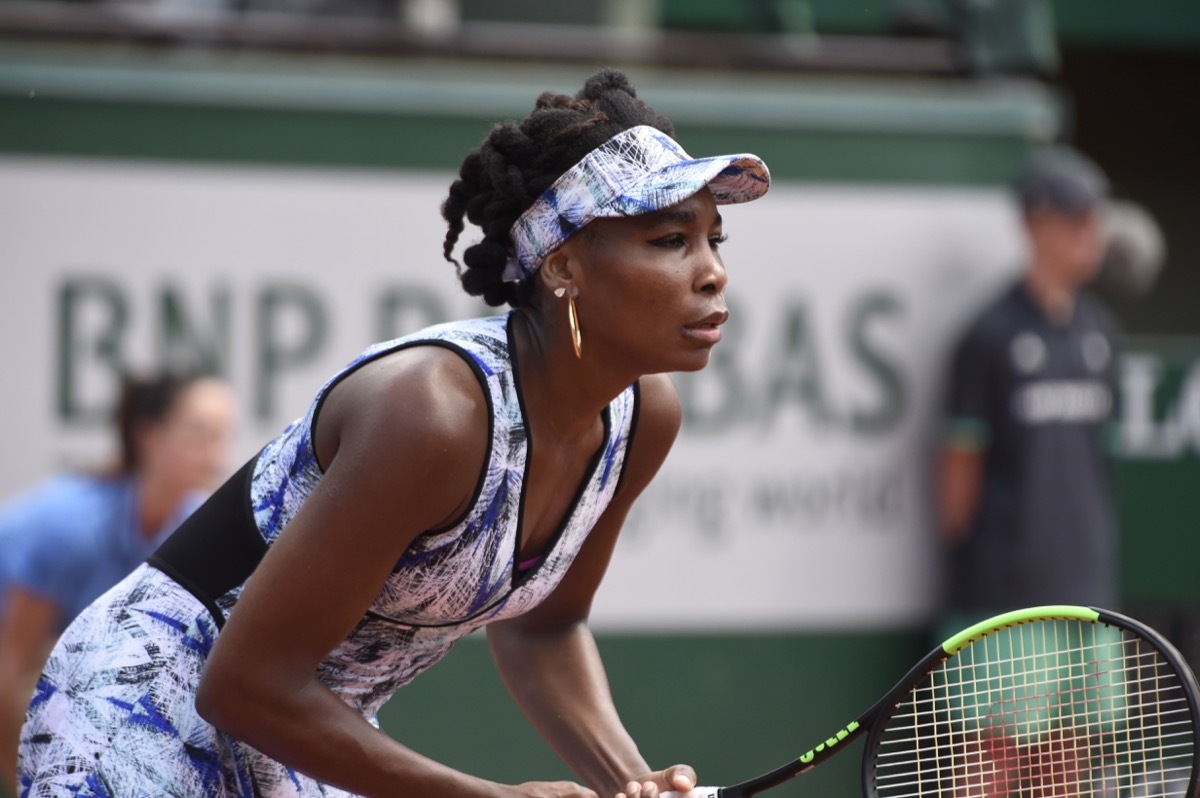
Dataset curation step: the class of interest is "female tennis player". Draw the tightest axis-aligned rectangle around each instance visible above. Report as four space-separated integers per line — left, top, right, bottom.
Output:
17 68 770 798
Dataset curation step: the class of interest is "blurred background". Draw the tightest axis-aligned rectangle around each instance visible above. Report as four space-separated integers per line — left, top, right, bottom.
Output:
1 0 1198 794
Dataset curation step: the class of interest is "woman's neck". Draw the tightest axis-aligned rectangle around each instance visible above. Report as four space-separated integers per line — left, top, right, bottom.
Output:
134 471 185 539
511 307 632 443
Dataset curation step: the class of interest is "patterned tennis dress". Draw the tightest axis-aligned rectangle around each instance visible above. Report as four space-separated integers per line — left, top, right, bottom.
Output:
18 313 639 797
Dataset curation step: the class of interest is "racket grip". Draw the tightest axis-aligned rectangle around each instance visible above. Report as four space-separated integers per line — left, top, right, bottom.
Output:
660 789 720 798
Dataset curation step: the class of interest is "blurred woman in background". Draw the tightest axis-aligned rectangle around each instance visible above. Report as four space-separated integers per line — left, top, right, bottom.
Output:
0 370 237 787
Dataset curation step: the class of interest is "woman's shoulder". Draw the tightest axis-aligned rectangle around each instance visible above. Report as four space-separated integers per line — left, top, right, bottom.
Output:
306 344 494 533
0 473 123 550
624 373 682 462
634 373 682 428
322 341 493 464
361 314 513 373
0 473 121 521
316 314 511 437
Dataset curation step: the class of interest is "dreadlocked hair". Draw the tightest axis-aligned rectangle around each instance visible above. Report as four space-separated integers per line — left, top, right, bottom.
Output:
441 68 675 308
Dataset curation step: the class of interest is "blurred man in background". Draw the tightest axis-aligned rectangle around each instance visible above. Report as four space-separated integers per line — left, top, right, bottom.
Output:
936 146 1119 629
935 147 1121 796
0 370 236 789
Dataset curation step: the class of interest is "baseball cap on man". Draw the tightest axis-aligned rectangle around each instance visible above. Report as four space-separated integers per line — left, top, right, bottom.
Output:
1014 146 1109 215
504 125 771 282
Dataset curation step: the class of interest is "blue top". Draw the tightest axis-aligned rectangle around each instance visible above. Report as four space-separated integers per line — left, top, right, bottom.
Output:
0 473 201 630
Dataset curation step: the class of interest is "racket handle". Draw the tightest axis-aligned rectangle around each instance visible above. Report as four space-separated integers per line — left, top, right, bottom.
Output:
660 789 720 798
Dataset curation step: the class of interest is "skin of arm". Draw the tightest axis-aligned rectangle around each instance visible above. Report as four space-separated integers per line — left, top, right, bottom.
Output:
195 348 597 798
486 373 696 798
0 587 60 788
936 443 985 546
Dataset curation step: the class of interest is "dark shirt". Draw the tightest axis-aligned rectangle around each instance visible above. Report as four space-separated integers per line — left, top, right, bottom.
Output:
943 279 1120 614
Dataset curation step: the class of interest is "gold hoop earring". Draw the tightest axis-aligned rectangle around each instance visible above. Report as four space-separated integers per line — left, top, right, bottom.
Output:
567 295 582 359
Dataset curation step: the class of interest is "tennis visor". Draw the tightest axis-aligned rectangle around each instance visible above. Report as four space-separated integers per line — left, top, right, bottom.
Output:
504 125 771 282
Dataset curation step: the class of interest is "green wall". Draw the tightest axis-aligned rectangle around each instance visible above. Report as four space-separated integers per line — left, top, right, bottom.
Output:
1116 338 1200 606
378 632 928 793
0 44 1058 183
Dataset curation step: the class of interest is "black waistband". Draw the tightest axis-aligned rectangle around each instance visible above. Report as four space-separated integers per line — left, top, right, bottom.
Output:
147 454 267 629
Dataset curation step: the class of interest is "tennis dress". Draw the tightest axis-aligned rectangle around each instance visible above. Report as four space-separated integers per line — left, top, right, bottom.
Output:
17 313 639 798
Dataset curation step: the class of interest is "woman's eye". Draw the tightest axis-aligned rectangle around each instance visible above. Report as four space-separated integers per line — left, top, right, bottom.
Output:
649 233 727 250
649 234 686 249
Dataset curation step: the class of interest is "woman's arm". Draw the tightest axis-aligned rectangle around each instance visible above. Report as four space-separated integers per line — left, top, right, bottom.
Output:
0 587 59 787
487 373 695 798
195 348 595 798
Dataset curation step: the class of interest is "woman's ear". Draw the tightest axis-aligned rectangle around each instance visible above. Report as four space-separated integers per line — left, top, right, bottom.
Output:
131 420 164 472
539 248 576 296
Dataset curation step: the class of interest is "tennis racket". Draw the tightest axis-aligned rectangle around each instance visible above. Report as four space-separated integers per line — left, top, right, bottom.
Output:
663 605 1200 797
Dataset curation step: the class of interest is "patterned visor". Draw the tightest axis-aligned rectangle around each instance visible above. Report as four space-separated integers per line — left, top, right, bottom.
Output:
504 125 771 282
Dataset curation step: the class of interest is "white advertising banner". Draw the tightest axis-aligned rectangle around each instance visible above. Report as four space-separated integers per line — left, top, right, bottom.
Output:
0 156 1026 630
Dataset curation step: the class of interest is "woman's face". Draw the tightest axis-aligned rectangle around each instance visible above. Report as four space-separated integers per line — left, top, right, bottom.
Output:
138 378 237 493
564 188 729 374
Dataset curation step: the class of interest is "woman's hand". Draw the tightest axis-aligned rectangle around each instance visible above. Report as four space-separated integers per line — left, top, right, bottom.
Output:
615 764 697 798
508 781 599 797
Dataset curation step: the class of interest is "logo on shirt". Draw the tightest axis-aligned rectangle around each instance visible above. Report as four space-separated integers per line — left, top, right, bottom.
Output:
1010 332 1046 374
1082 332 1111 373
1014 380 1113 424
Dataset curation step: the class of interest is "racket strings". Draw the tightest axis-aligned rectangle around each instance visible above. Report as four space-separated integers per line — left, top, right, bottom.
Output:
871 619 1196 798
